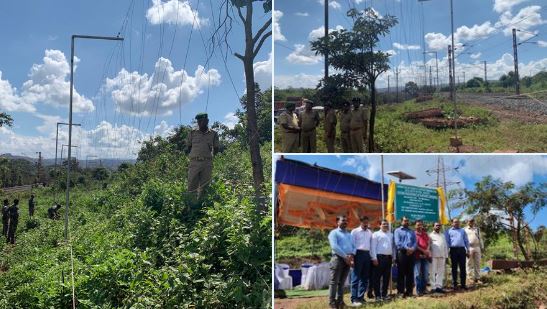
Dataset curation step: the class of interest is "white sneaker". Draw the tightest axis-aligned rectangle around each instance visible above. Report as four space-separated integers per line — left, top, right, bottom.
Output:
351 302 363 307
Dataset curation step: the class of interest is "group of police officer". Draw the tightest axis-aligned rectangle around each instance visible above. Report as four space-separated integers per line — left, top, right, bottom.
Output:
2 197 21 244
278 98 369 153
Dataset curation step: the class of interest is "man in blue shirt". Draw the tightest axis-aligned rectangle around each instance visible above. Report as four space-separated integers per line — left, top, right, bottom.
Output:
445 218 470 290
394 216 417 297
328 215 356 309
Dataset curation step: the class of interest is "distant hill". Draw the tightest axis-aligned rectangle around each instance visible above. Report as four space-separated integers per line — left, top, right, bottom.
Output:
0 153 135 170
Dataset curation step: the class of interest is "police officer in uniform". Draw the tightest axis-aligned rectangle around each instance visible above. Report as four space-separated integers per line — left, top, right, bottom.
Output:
7 199 19 244
340 101 352 153
28 194 35 218
299 100 320 153
278 102 300 152
2 199 9 237
324 102 337 153
185 113 219 197
350 98 368 153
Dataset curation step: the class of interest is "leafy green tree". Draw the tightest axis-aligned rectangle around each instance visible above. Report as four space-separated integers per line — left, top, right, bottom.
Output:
404 81 419 98
500 71 517 88
466 77 484 88
0 112 13 127
311 8 398 151
521 76 533 88
455 176 546 260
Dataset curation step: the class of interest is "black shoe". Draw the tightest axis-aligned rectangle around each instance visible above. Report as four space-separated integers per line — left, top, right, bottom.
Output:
461 285 468 290
382 295 391 301
375 297 382 302
367 292 374 299
438 288 446 293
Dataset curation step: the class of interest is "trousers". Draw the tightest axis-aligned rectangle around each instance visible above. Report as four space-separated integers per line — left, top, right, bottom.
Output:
329 255 350 306
430 257 446 289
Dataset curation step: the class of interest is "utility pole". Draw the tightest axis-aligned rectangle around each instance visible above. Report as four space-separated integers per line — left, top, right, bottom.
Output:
430 66 433 89
463 72 466 86
66 35 123 245
483 61 488 89
450 0 456 103
55 122 80 177
324 0 329 81
395 67 400 103
388 75 390 95
448 45 453 100
512 28 520 95
35 152 43 185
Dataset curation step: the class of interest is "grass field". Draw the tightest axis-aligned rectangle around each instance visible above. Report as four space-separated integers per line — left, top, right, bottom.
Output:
274 99 547 153
275 269 547 308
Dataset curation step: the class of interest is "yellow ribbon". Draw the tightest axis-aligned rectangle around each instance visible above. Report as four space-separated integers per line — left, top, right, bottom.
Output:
386 181 396 223
437 187 449 225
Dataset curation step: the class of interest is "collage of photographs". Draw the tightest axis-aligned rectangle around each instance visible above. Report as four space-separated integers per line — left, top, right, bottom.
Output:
0 0 545 308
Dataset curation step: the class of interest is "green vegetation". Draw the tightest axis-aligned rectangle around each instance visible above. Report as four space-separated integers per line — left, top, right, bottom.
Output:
274 96 547 153
459 70 547 94
1 90 273 309
0 157 36 187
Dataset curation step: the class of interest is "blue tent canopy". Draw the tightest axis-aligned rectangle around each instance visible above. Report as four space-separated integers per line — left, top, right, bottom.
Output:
275 158 388 201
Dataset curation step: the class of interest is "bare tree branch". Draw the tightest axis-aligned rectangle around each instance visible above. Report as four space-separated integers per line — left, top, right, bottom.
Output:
253 30 272 58
234 52 245 60
253 17 272 44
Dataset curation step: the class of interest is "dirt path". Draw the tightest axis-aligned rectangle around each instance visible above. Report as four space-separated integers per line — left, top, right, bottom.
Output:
275 296 327 309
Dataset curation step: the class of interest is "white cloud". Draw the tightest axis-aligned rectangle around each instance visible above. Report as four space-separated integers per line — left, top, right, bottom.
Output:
0 71 35 112
223 112 239 129
21 50 94 113
275 73 322 89
496 5 545 40
104 58 221 116
273 10 286 41
393 42 421 50
425 21 495 51
493 0 527 13
308 25 344 41
35 114 63 134
254 53 272 89
385 49 397 57
539 40 547 47
470 52 482 59
146 0 207 28
295 12 309 17
286 44 322 65
153 120 174 137
317 0 341 10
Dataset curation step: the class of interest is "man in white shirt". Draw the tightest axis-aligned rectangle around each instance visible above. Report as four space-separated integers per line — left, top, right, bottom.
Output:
464 218 483 284
429 222 448 293
350 216 373 306
370 219 395 301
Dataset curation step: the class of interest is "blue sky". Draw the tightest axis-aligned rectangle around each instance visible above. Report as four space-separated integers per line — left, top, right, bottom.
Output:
0 0 272 159
276 154 547 229
274 0 547 89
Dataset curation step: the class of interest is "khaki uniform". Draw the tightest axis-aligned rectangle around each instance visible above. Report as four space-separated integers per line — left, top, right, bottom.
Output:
279 111 299 152
185 128 219 194
299 110 320 153
465 226 483 281
324 109 337 153
350 107 368 152
340 111 352 153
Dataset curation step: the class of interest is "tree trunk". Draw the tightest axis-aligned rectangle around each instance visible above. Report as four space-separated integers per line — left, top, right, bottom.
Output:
242 0 265 212
368 80 376 152
515 216 529 261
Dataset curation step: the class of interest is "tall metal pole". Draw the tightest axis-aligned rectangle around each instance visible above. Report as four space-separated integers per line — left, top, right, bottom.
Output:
381 155 385 220
483 61 488 89
324 0 329 80
421 2 427 87
430 66 433 88
512 28 520 95
450 0 456 102
65 35 123 242
395 67 400 102
388 75 390 95
448 45 453 100
435 52 439 90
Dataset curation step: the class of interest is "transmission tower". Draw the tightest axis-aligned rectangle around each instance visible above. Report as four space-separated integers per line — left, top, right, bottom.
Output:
425 156 462 221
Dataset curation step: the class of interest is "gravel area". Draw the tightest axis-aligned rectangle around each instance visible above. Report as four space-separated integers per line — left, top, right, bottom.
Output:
452 92 547 116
